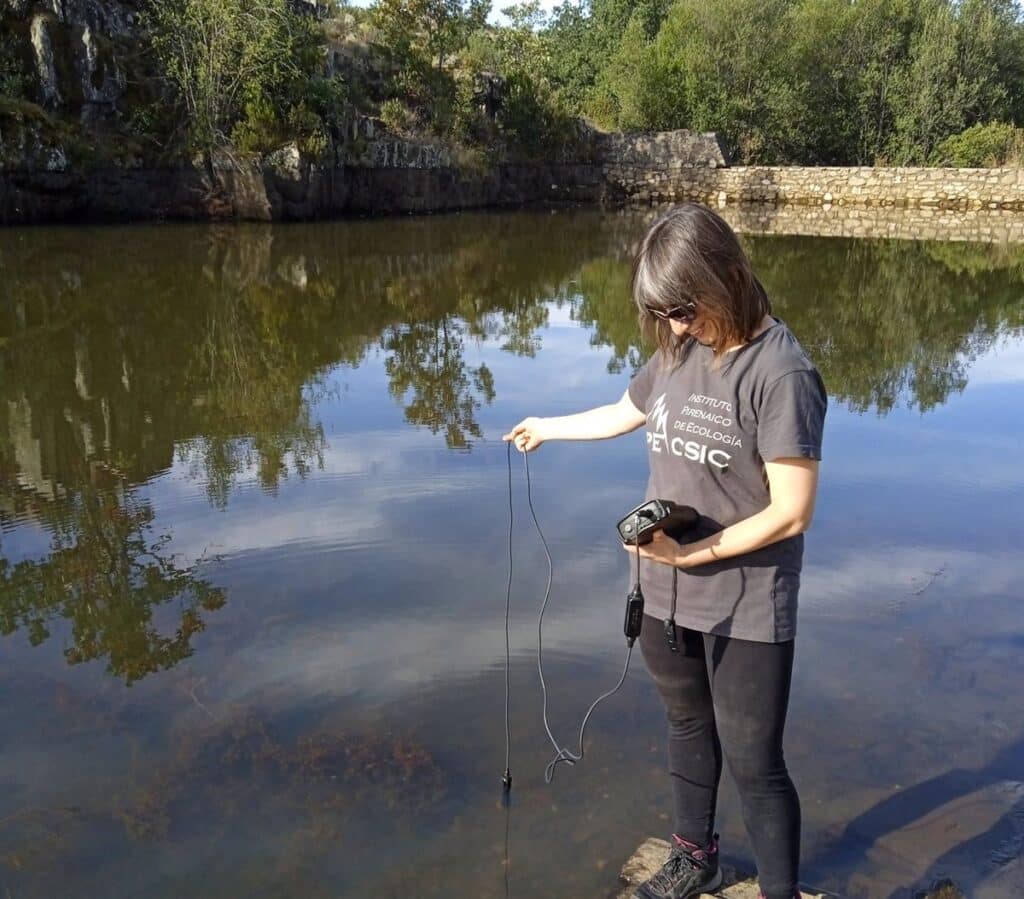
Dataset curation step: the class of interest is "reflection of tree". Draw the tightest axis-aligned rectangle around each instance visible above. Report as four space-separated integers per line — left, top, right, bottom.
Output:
0 213 616 510
570 229 1024 414
0 213 608 677
383 319 495 449
567 257 646 374
7 212 1021 683
751 236 1024 413
2 215 1021 486
175 275 329 508
493 300 549 357
0 481 225 685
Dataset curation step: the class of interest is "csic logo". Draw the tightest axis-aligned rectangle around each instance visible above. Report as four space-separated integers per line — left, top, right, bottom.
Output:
647 392 732 470
648 393 671 444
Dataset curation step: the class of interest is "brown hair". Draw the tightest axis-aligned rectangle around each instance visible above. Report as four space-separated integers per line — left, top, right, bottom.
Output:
630 203 771 364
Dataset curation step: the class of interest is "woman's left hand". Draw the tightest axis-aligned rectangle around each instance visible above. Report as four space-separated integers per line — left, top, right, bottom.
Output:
621 529 684 567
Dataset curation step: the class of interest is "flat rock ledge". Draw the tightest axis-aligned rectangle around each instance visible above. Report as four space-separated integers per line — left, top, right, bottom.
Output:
617 838 833 899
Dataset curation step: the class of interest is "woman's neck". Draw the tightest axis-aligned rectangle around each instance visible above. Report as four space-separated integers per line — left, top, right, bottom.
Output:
725 314 776 353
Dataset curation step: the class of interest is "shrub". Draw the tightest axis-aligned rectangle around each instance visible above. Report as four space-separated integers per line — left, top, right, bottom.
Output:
932 121 1024 167
379 97 413 134
145 0 345 154
0 32 28 100
498 71 580 161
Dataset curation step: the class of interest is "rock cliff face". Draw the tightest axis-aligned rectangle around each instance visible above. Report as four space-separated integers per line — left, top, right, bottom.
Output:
4 0 137 120
1 0 139 176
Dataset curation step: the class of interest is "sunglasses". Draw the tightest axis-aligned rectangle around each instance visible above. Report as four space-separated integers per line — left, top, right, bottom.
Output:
646 301 698 323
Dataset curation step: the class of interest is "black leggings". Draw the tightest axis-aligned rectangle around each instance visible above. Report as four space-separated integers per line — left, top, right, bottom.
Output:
639 615 800 899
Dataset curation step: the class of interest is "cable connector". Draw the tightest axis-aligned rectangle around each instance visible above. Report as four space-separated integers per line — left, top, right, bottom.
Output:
624 585 644 646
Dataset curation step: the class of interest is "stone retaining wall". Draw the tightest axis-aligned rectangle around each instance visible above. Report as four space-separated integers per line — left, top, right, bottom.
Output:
598 129 728 179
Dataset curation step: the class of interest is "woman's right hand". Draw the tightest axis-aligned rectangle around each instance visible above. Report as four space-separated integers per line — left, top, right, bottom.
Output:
503 417 546 452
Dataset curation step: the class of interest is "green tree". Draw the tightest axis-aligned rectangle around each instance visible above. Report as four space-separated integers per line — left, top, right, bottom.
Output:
783 0 860 164
855 0 1020 164
545 1 597 115
609 0 803 162
573 0 1024 165
583 0 651 126
371 0 489 126
458 2 580 157
590 14 652 130
146 0 339 152
887 1 982 163
495 1 550 73
373 0 489 72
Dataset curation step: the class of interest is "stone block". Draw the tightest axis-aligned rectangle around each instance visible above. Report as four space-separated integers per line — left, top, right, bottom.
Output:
617 838 831 899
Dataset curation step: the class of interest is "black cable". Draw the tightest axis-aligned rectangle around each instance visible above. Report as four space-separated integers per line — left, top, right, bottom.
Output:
521 450 637 783
542 645 634 783
503 441 513 795
635 521 641 587
503 784 511 899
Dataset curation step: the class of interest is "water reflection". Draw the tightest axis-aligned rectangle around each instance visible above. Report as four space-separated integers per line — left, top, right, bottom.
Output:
754 237 1024 413
383 319 495 448
2 216 1023 680
1 211 1023 897
5 218 1022 506
571 229 1024 413
0 477 224 684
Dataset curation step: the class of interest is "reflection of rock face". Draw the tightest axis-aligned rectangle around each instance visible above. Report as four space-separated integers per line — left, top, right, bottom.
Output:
7 395 61 501
2 210 1022 507
0 212 610 514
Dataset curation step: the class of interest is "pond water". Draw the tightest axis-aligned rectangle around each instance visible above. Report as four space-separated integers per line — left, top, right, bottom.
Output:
1 209 1023 899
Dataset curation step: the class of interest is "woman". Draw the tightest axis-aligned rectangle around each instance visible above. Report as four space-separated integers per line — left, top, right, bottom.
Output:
504 203 826 899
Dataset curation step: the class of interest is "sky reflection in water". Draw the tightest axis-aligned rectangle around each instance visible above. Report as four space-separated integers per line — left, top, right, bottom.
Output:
1 211 1023 898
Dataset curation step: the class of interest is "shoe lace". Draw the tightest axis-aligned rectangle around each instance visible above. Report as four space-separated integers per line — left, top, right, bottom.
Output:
647 845 704 893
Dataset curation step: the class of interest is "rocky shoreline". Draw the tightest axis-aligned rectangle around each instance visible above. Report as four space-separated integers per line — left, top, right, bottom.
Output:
0 115 728 225
7 130 1024 227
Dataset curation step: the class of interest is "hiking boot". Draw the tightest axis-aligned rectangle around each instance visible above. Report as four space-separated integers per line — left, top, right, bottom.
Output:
633 833 723 899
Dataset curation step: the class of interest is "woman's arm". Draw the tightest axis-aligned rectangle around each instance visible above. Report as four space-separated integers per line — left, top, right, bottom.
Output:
503 389 647 452
628 457 820 569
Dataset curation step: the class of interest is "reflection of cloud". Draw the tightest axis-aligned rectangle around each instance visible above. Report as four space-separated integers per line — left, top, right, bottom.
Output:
149 319 638 565
191 536 1018 712
966 333 1024 385
0 520 54 566
824 405 1024 492
473 323 630 401
153 429 471 563
211 566 632 710
141 429 644 710
544 304 581 328
802 545 1019 611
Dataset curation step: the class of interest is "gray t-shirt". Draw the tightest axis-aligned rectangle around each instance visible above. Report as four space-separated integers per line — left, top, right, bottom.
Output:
627 318 827 642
